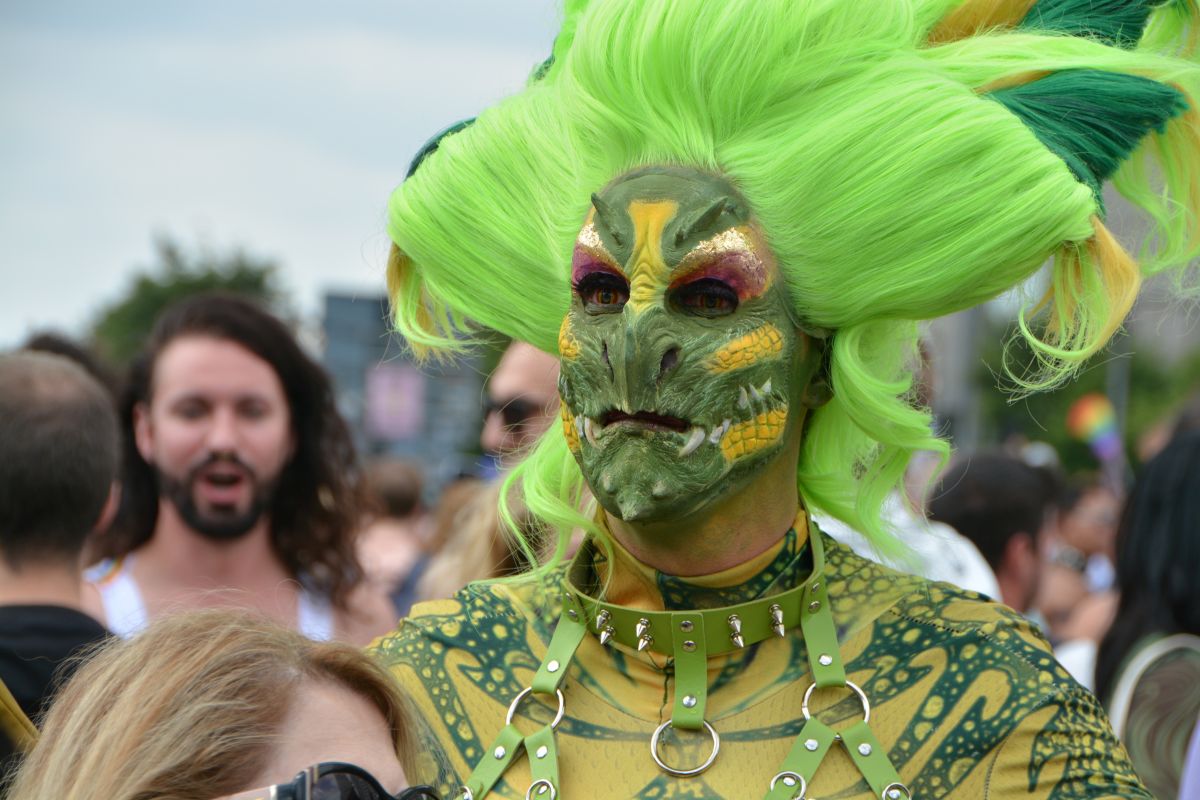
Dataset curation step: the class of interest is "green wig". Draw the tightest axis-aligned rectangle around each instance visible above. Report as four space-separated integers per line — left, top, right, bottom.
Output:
386 0 1200 560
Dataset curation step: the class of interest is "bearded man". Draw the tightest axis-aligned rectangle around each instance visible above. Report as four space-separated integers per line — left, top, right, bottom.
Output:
84 293 393 644
375 0 1199 796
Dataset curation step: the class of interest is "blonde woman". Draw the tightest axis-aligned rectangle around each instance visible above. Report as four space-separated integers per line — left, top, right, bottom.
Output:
5 610 435 800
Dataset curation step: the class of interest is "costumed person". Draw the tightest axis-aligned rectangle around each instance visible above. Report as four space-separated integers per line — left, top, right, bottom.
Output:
374 0 1200 797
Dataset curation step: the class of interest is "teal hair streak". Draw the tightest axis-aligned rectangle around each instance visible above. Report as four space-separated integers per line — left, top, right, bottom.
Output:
988 69 1189 206
1020 0 1174 48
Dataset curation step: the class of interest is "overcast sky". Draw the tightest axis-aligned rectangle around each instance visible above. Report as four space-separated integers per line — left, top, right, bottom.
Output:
0 0 558 348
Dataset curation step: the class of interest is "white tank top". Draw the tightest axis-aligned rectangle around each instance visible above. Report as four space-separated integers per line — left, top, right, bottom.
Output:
84 557 336 641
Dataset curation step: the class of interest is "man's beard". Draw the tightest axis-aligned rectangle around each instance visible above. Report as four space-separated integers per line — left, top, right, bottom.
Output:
154 454 278 542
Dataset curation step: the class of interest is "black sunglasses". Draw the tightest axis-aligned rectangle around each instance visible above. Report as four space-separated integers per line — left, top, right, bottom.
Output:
267 763 439 800
482 396 541 428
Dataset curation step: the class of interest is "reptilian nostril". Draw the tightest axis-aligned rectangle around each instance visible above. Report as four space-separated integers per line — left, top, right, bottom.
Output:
659 347 680 380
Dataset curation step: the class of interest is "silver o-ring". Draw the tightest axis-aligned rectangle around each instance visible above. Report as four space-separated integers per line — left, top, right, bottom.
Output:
801 680 871 726
769 770 808 799
649 719 720 776
505 687 566 729
524 779 557 800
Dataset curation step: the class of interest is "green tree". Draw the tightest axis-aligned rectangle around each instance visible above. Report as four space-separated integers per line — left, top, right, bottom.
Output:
90 236 288 364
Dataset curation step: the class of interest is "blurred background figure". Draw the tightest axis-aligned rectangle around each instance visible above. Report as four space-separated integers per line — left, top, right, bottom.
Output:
0 353 116 770
927 452 1056 615
1095 431 1200 800
6 610 429 800
817 340 999 598
479 341 560 474
410 341 562 601
416 478 542 602
82 293 393 644
356 459 429 618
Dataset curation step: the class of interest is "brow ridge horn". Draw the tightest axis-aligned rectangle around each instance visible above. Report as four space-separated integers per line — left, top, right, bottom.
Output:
591 192 626 247
675 197 738 245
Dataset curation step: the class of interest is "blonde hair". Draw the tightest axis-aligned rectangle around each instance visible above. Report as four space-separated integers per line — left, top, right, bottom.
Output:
6 610 414 800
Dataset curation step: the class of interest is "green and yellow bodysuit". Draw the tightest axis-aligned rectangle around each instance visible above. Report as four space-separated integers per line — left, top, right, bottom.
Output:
374 521 1148 799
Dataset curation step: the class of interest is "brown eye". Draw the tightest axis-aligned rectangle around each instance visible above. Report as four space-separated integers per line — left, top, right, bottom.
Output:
575 272 629 313
672 278 738 317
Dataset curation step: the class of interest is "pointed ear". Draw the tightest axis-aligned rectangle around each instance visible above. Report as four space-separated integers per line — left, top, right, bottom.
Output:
590 192 626 246
986 70 1188 205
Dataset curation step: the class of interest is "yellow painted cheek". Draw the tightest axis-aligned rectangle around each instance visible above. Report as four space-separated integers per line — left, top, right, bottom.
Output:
558 317 580 360
705 323 785 373
561 401 581 454
720 407 788 462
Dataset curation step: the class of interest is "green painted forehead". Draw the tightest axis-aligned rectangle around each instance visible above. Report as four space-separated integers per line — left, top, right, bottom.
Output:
590 166 754 267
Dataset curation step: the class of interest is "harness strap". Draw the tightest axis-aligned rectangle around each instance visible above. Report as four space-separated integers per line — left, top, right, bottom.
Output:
763 717 838 800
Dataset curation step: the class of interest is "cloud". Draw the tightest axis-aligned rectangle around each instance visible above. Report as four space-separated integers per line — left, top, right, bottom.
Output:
0 7 552 347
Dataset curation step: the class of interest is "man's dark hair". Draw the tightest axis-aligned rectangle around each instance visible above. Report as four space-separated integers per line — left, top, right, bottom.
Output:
101 292 366 609
0 352 119 570
927 452 1050 571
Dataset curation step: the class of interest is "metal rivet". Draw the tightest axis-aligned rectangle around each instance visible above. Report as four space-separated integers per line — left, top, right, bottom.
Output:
810 582 820 593
783 776 797 787
887 790 903 800
494 746 506 759
804 738 819 751
682 694 697 708
567 609 578 620
858 743 873 756
536 745 548 759
680 620 694 632
819 654 833 666
809 600 821 612
547 659 560 673
537 787 549 797
682 640 696 652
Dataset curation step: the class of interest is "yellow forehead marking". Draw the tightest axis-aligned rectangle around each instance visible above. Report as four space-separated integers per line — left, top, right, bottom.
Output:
720 406 788 462
558 316 580 360
705 322 785 373
626 200 679 313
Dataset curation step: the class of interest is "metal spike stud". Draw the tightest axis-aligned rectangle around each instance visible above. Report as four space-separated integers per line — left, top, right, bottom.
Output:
599 626 615 646
769 604 786 638
596 609 611 629
728 614 745 649
635 618 650 638
637 634 654 652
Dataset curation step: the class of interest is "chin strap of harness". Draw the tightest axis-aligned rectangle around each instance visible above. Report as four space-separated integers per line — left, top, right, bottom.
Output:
459 525 911 800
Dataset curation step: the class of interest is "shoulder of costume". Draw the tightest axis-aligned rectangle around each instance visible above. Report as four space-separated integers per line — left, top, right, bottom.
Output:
375 565 570 650
822 529 1066 682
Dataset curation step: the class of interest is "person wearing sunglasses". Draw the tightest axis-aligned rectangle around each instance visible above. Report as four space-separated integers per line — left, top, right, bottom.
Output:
479 341 561 471
221 763 438 800
6 610 427 800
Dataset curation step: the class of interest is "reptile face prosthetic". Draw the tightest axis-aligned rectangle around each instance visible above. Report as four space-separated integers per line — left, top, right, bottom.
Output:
557 167 825 523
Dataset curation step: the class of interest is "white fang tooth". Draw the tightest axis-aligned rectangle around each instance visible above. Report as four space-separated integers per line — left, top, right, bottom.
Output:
584 417 599 447
761 378 772 395
749 383 762 401
709 419 731 444
679 427 706 457
575 415 584 439
738 386 750 409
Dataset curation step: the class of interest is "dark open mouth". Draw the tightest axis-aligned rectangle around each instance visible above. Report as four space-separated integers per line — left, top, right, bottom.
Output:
601 409 690 432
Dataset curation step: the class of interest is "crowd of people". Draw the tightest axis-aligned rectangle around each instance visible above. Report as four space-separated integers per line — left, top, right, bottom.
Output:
4 0 1200 798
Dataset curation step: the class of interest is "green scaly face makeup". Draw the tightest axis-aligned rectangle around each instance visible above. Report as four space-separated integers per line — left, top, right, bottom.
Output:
558 166 826 523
